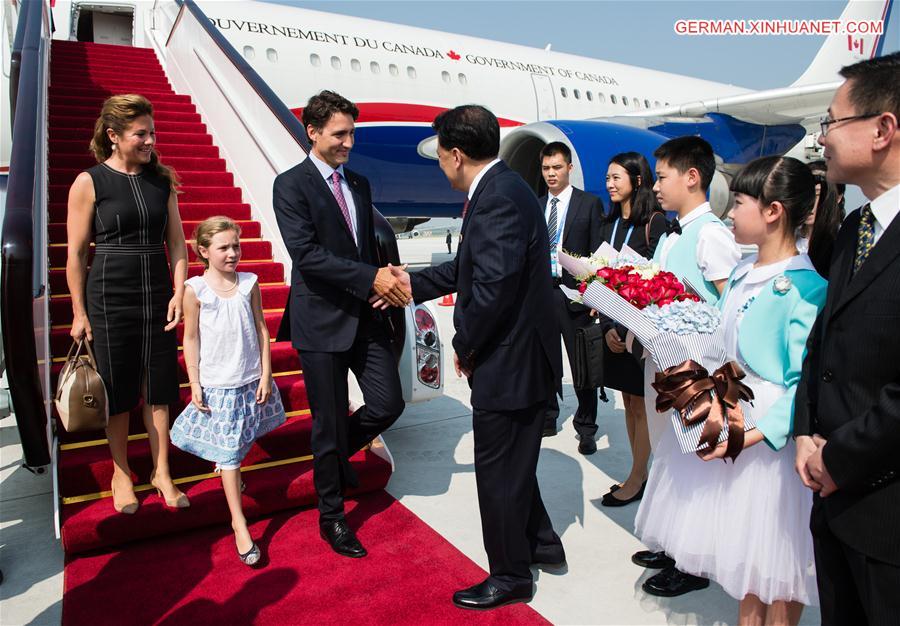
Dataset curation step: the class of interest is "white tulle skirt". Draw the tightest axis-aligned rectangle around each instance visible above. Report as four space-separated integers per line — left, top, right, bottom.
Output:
634 373 818 605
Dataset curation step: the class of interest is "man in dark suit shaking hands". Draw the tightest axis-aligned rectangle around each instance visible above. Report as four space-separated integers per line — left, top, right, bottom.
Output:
795 52 900 624
538 142 604 451
380 105 565 609
273 91 408 559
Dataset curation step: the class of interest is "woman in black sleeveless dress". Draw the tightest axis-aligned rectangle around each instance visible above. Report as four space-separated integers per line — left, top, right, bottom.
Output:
67 95 190 513
598 152 668 507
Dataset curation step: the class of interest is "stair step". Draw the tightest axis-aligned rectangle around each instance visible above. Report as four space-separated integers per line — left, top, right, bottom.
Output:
46 238 269 268
49 108 200 124
49 182 237 204
59 448 391 555
49 139 218 158
58 411 313 498
50 127 212 145
48 260 282 294
47 202 253 232
49 96 196 113
50 66 168 79
50 284 288 323
48 219 261 243
50 117 207 135
49 169 232 189
52 78 173 91
49 156 225 172
49 87 190 103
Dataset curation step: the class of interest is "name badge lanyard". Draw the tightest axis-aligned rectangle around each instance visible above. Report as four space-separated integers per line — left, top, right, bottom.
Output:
610 218 635 249
550 210 565 277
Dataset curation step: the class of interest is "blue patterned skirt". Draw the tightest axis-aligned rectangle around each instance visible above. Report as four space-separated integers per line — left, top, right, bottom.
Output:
171 379 286 467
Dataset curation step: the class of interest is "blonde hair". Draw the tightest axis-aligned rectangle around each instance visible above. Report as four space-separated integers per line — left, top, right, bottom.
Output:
192 216 242 268
90 94 180 191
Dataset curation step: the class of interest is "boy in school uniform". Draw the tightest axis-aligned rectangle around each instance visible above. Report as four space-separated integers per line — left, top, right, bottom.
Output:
631 136 741 597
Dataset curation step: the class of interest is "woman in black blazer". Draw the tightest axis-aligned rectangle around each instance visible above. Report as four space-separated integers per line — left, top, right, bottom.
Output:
598 152 667 507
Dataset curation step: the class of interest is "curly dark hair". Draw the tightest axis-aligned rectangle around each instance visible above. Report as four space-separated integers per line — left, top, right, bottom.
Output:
301 90 359 131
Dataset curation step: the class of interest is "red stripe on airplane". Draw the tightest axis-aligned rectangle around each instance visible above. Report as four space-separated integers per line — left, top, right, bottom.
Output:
291 103 524 127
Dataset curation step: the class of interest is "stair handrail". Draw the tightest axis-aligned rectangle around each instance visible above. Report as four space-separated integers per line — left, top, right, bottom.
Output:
1 0 52 468
178 0 310 154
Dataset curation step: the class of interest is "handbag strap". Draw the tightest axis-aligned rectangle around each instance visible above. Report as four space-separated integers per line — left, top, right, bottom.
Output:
645 212 664 247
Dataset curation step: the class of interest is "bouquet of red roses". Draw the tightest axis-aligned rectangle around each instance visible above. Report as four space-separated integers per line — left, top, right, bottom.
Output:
559 244 755 459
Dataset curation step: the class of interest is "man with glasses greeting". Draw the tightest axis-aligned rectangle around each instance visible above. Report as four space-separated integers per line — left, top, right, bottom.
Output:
795 51 900 625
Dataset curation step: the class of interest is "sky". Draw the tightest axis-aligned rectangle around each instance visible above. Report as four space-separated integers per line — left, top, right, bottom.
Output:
266 0 898 90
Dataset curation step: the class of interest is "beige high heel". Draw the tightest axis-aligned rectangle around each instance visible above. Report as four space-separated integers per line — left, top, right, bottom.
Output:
150 471 190 509
110 477 139 515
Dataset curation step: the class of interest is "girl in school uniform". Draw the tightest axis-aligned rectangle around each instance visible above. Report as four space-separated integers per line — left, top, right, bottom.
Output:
171 216 286 566
635 156 826 625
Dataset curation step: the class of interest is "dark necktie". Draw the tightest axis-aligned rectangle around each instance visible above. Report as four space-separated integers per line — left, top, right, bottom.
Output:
853 203 875 274
548 197 560 242
330 171 356 243
667 218 682 236
461 199 470 220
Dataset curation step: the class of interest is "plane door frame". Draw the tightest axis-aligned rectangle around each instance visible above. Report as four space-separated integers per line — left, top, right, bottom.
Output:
530 74 557 121
70 2 136 46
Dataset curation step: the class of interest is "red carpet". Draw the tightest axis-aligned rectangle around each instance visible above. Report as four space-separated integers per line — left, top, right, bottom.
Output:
49 40 389 555
63 491 549 625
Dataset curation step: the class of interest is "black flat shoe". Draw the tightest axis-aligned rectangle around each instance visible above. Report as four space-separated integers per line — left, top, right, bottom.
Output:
601 481 645 507
631 550 675 569
319 519 367 558
452 579 533 610
642 567 709 597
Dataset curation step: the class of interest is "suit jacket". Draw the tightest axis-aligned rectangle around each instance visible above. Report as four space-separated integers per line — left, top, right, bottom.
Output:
411 161 563 411
538 187 604 313
795 206 900 564
272 157 380 352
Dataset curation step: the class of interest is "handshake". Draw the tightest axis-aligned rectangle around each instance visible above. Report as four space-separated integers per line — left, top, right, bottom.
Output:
370 263 412 309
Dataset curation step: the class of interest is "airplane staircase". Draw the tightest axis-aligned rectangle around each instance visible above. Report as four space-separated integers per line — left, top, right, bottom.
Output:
47 40 391 554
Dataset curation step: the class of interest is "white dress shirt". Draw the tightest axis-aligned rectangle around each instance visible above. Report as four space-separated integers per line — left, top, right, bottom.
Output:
308 152 359 244
868 183 900 246
658 202 741 282
467 158 502 200
544 185 573 248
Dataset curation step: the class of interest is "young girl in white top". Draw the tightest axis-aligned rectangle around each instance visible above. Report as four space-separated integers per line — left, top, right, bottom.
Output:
171 216 286 566
635 156 827 625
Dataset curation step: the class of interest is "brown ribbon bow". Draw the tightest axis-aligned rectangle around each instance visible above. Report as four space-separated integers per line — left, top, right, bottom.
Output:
653 360 755 461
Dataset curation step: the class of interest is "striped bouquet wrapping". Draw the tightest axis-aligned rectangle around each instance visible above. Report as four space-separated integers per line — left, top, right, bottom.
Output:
561 281 755 454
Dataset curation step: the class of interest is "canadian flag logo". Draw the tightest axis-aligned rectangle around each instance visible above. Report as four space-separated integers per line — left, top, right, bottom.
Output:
447 50 461 61
848 35 865 56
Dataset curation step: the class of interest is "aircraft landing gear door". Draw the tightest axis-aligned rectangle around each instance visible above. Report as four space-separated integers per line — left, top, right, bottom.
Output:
531 74 557 121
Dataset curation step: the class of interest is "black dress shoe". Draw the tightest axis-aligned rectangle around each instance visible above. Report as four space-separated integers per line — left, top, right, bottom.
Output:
642 567 709 597
542 425 557 437
319 519 367 558
601 480 645 507
578 437 597 455
452 579 533 610
631 550 676 569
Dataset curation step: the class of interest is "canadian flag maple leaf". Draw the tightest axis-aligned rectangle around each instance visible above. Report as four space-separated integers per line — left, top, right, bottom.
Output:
447 50 461 61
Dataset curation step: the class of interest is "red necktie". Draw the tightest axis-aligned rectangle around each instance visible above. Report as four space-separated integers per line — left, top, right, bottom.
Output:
330 171 356 243
461 199 470 220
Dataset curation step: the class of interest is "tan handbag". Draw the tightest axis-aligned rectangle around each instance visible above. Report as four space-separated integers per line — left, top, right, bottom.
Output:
55 339 109 432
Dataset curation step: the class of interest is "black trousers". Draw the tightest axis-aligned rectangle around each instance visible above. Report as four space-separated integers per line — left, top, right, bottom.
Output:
811 500 900 625
474 399 563 591
298 317 404 522
544 288 598 438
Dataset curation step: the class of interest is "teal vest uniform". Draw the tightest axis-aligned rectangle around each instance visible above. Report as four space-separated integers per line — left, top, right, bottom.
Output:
718 261 827 450
653 212 723 304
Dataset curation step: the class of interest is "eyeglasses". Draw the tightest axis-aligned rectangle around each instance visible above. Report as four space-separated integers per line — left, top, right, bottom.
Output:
819 113 880 136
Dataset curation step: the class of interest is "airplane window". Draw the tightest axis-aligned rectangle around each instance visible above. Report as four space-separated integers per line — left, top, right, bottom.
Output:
407 66 417 79
370 61 381 74
586 91 593 101
266 48 278 63
622 96 629 106
389 64 399 76
560 87 568 98
665 102 670 106
610 94 617 104
243 46 255 60
441 71 451 83
574 89 581 99
644 99 651 108
597 92 606 103
654 100 661 107
331 56 341 70
458 73 467 85
310 53 321 67
351 58 361 72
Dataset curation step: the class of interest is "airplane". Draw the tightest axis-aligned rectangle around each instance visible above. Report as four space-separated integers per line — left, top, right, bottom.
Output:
49 0 897 228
